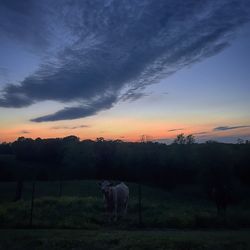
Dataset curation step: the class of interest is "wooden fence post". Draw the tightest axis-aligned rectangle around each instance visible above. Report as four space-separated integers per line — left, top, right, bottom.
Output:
14 179 23 202
29 181 36 227
58 180 63 197
138 183 142 226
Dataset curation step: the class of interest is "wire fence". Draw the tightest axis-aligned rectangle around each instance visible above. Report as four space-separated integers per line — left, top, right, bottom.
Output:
0 180 148 228
1 180 249 229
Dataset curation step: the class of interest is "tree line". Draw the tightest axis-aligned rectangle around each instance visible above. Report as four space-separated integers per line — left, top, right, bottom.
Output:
0 134 249 188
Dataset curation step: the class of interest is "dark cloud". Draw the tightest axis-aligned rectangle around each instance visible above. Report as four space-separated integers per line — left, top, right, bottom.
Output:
31 94 117 122
0 0 250 121
19 130 30 134
52 125 89 130
0 0 50 51
168 128 184 132
213 125 250 131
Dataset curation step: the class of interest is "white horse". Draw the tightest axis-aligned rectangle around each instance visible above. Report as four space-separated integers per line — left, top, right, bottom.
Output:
99 180 129 221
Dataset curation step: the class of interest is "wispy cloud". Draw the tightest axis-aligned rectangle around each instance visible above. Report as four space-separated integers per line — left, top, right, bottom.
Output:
213 125 250 131
0 0 250 121
121 90 149 102
168 128 184 132
193 131 208 135
51 125 89 130
19 130 30 134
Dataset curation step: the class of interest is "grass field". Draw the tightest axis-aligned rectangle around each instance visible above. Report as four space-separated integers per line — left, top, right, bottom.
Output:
1 180 250 230
1 229 250 250
1 180 250 249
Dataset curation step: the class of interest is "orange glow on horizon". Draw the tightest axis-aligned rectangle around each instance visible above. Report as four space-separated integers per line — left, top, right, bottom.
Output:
1 118 250 143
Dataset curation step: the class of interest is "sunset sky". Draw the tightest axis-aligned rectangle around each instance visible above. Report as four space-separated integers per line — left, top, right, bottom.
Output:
0 0 250 143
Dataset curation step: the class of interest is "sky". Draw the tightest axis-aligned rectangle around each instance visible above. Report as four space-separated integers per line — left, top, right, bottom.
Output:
0 0 250 143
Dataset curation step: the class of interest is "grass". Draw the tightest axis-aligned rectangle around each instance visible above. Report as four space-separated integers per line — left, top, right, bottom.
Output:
0 229 250 250
0 180 171 202
1 180 250 229
1 180 250 249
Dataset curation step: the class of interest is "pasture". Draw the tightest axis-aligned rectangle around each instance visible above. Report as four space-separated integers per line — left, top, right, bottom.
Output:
1 180 250 249
1 180 250 229
1 229 250 250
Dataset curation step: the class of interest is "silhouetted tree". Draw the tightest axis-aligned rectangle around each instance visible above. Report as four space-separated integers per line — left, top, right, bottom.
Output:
0 136 249 200
186 134 195 144
173 133 186 144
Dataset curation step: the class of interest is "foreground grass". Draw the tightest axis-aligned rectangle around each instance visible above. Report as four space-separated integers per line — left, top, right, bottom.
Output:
1 195 250 230
0 229 250 250
1 180 250 229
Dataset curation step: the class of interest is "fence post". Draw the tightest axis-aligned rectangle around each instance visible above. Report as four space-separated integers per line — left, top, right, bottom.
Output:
138 183 142 226
14 179 23 202
29 181 36 227
58 180 62 197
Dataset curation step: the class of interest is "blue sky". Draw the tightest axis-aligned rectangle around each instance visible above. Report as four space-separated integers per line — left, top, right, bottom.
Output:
0 0 250 143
